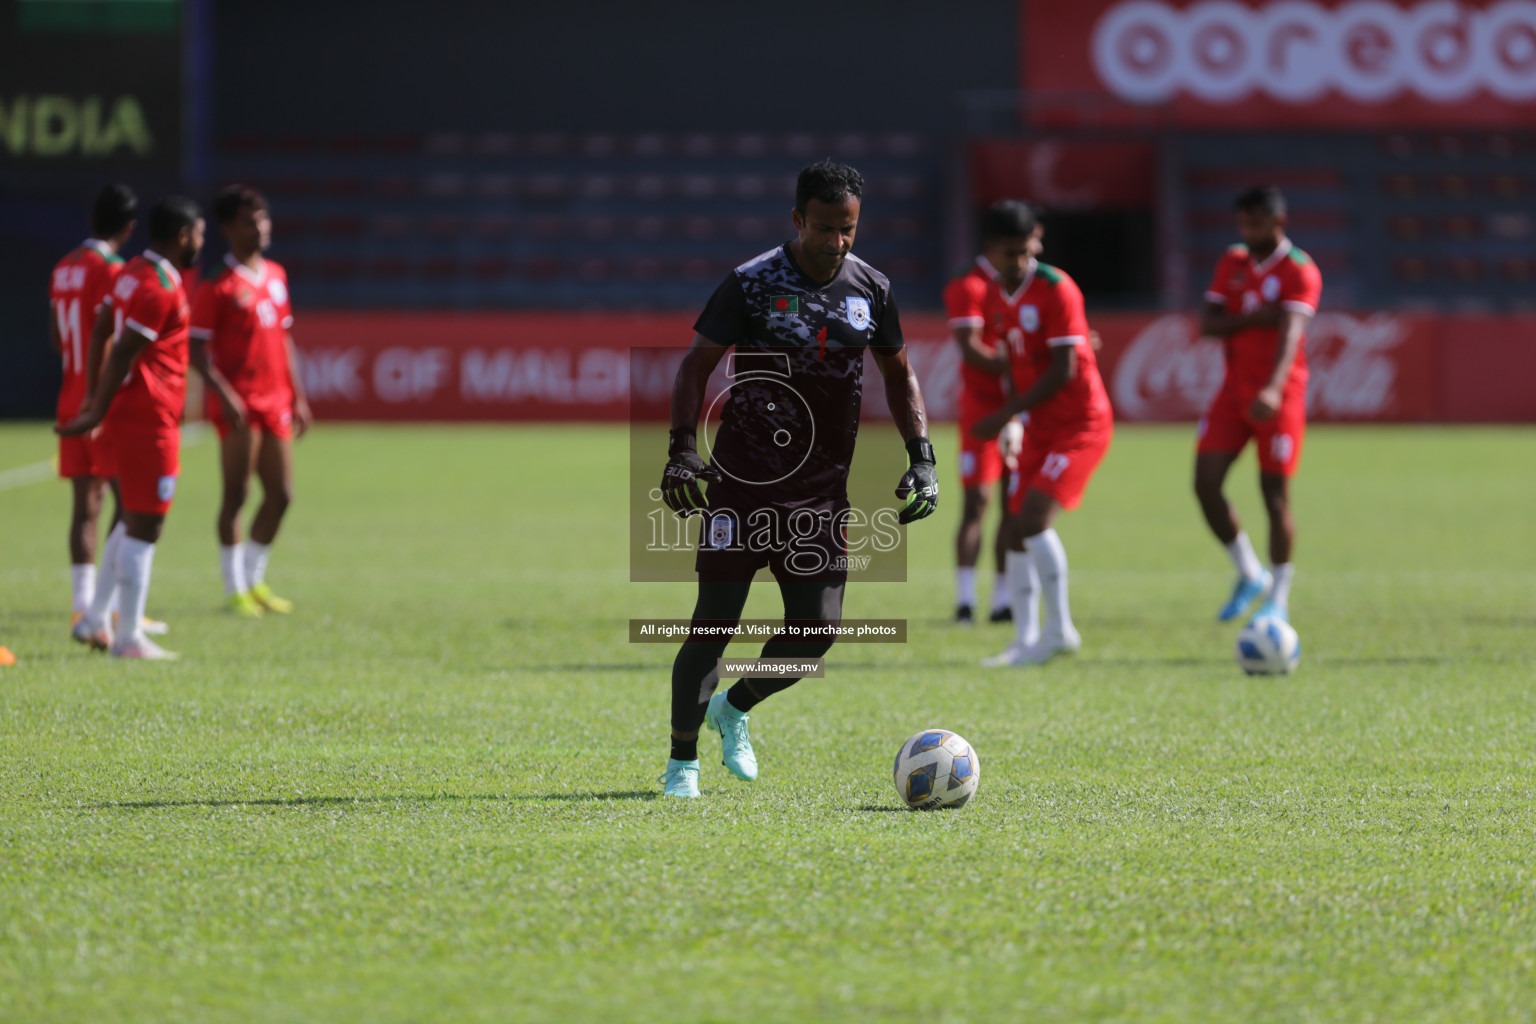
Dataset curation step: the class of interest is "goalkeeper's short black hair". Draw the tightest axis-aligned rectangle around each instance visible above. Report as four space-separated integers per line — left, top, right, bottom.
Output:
91 183 138 238
980 200 1040 241
1235 185 1286 218
795 160 863 214
148 196 203 246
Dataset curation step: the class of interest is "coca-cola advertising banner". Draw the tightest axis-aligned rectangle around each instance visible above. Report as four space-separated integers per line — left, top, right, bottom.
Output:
1022 0 1536 127
1093 311 1443 420
296 311 1536 423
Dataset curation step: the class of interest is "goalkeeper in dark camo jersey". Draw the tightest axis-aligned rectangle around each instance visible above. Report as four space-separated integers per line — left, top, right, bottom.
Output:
657 160 938 798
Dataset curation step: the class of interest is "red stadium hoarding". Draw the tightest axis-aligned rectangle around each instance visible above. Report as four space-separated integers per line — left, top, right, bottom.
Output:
1021 0 1536 128
297 311 1536 424
295 312 692 421
1436 315 1536 420
970 141 1158 210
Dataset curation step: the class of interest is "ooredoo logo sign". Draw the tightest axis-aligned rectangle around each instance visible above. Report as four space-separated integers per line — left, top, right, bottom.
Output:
1092 0 1536 103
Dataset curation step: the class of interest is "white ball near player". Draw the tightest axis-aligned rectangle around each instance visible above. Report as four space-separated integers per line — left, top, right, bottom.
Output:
893 729 980 810
1235 616 1301 675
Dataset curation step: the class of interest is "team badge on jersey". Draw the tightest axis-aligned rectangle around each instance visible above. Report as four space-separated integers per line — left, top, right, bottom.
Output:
845 296 871 330
1261 276 1280 301
707 514 736 550
1019 305 1040 332
268 278 288 306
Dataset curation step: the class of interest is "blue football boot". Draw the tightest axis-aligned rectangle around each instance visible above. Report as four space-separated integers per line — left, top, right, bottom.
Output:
659 758 700 798
705 691 759 781
1218 569 1272 622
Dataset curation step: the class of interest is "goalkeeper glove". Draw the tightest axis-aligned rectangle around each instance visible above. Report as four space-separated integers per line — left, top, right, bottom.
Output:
895 436 938 524
661 429 720 514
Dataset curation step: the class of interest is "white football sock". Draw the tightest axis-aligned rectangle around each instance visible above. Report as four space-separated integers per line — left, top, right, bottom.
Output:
244 541 271 588
88 522 125 627
71 564 96 615
1226 531 1264 581
1270 563 1295 607
990 572 1010 612
1005 549 1040 646
955 566 977 607
1026 528 1075 642
221 543 248 595
116 537 156 645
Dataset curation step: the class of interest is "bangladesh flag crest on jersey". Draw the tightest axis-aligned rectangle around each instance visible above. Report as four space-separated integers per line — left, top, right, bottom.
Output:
769 294 799 314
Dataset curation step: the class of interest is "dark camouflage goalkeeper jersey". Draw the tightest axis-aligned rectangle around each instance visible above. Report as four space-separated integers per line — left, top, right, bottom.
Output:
693 243 905 504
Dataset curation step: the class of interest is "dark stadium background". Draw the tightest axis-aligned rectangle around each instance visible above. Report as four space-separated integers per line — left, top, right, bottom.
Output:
3 0 1533 421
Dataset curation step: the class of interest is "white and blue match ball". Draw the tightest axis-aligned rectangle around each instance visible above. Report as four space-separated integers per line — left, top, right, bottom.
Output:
1236 616 1301 675
893 729 980 810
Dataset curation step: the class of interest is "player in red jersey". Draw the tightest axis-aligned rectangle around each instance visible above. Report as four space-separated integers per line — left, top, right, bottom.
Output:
969 204 1114 666
190 186 311 617
49 184 135 626
943 202 1031 625
1195 186 1322 625
60 197 205 660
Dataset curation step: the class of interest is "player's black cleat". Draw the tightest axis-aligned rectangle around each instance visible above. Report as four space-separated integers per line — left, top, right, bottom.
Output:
989 606 1013 624
955 604 975 624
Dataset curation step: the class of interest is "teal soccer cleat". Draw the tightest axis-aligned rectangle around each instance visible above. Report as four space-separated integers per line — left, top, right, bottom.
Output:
1218 569 1272 622
660 758 700 798
705 691 759 781
1249 598 1289 624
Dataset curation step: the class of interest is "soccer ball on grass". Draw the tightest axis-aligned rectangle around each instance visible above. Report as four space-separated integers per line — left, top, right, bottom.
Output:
1235 615 1301 675
893 729 980 810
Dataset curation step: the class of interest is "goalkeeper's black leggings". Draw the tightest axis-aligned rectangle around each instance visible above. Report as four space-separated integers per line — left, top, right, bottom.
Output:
670 577 845 736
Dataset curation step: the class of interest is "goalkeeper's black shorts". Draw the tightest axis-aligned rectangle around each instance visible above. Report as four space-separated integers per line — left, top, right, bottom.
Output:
693 482 850 585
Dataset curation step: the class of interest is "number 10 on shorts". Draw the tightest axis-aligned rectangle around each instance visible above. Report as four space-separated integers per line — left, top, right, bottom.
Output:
1041 453 1071 481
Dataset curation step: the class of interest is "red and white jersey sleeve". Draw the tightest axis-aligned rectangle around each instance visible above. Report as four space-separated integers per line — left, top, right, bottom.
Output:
1276 253 1322 316
1033 272 1090 356
942 271 987 329
1204 248 1241 308
117 268 177 342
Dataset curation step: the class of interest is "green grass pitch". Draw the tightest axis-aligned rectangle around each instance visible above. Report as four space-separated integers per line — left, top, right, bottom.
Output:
1 421 1534 1023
